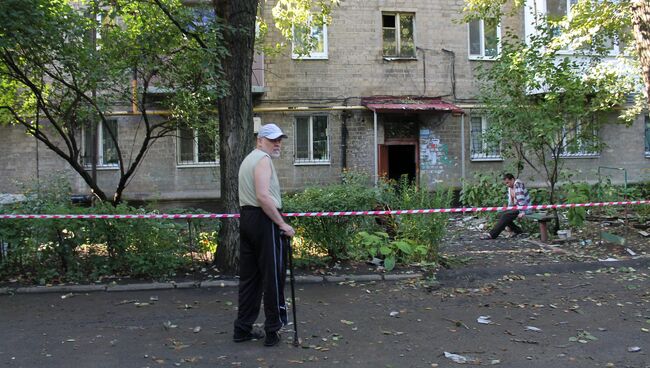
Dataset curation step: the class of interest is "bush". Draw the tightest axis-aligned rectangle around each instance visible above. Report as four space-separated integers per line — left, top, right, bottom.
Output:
377 176 452 261
0 176 220 284
285 172 452 266
352 231 427 271
283 172 378 262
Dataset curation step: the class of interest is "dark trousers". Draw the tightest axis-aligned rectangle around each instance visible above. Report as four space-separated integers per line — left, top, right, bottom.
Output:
489 210 523 239
234 207 288 335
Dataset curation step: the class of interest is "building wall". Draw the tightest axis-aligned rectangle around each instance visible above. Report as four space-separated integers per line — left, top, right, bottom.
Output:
259 0 524 103
0 116 221 203
1 1 647 205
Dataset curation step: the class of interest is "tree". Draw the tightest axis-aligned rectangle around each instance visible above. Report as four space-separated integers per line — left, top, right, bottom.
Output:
475 25 635 229
0 0 225 204
462 0 648 108
151 0 339 274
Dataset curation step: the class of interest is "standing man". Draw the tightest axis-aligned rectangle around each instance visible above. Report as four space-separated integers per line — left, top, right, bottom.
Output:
234 123 295 347
481 173 532 240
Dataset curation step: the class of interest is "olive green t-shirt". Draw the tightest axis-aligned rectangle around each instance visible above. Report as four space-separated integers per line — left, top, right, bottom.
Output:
238 149 282 209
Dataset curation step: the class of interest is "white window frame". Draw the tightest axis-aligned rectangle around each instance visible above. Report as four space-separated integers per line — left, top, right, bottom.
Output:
294 115 330 165
82 119 119 168
176 126 218 167
559 120 600 158
468 19 501 60
470 115 502 161
542 0 621 55
292 22 328 60
643 115 650 158
382 12 416 60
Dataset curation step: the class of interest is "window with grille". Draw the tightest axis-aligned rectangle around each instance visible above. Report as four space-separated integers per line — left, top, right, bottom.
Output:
470 116 501 160
295 115 330 164
177 124 218 166
560 120 599 157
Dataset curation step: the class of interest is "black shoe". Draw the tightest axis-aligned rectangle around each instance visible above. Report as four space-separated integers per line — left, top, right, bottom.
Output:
264 331 281 347
233 328 265 343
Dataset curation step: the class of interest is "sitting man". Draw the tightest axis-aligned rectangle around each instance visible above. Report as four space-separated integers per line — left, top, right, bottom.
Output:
481 173 532 240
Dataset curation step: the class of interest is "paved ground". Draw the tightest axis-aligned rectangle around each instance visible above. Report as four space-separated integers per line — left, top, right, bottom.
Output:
2 230 650 368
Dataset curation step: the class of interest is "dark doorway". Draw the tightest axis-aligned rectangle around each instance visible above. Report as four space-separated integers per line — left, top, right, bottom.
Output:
387 145 416 182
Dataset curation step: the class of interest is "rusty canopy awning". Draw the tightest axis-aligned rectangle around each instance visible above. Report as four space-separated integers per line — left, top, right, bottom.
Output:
361 96 464 114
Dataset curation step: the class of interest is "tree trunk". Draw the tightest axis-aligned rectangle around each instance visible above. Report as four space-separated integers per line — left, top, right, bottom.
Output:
632 0 650 104
213 0 258 274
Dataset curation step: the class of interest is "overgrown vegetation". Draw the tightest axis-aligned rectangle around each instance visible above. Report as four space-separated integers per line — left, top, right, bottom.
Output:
2 173 646 284
460 171 650 232
284 173 453 269
0 178 219 284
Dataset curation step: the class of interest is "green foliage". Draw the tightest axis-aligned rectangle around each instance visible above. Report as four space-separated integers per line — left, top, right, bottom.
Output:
352 231 427 271
284 172 451 267
0 0 228 203
475 23 634 203
0 176 220 284
283 172 377 262
377 176 452 260
561 182 590 228
459 172 505 225
460 172 505 207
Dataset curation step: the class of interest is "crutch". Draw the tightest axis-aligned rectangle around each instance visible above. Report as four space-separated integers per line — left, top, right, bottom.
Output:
284 235 299 346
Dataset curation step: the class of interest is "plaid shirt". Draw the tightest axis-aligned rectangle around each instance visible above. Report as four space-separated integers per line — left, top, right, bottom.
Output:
507 179 532 214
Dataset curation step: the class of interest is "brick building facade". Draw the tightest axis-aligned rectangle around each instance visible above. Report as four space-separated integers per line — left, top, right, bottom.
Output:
1 0 648 207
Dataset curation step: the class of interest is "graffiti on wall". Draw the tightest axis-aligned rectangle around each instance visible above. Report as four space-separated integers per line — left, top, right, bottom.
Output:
420 129 453 180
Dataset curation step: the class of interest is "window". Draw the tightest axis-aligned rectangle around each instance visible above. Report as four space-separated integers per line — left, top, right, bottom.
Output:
295 115 329 164
469 19 500 59
177 125 218 166
645 115 650 157
546 0 575 22
545 0 620 54
382 12 416 59
83 119 118 167
470 116 501 160
560 120 599 157
292 22 328 59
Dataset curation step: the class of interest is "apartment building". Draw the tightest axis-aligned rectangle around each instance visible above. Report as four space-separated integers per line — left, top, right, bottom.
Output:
1 0 648 206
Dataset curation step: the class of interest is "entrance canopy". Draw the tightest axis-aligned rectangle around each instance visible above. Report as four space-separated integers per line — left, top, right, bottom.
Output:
361 96 463 115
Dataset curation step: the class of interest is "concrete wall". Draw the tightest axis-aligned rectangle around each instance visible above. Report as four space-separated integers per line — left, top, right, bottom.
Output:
0 116 220 203
1 1 647 205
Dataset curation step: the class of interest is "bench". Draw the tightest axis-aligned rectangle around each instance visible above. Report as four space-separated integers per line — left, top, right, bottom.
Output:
525 212 554 243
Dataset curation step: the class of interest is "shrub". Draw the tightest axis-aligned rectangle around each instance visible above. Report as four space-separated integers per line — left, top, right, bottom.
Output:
460 172 505 208
0 176 219 283
283 172 377 262
560 182 590 228
377 176 452 261
352 231 427 271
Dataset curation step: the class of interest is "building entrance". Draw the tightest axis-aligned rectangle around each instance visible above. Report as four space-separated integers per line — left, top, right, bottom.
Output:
387 145 416 182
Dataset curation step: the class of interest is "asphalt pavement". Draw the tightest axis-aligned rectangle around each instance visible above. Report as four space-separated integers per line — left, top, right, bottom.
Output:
1 235 649 368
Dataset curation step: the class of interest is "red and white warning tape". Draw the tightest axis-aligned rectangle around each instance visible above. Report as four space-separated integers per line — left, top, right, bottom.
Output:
0 200 648 220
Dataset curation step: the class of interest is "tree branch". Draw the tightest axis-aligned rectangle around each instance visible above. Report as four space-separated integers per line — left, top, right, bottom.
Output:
151 0 208 49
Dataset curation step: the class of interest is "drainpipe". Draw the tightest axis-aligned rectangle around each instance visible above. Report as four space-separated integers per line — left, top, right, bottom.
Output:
461 114 466 180
373 110 378 186
341 111 349 170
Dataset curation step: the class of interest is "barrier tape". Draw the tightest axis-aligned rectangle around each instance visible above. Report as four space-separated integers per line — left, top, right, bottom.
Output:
0 200 648 220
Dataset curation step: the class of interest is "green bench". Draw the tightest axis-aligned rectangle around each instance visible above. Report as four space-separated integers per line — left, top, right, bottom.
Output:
525 212 554 243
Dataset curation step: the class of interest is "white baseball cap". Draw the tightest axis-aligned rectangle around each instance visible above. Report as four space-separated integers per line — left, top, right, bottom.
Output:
257 123 287 139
